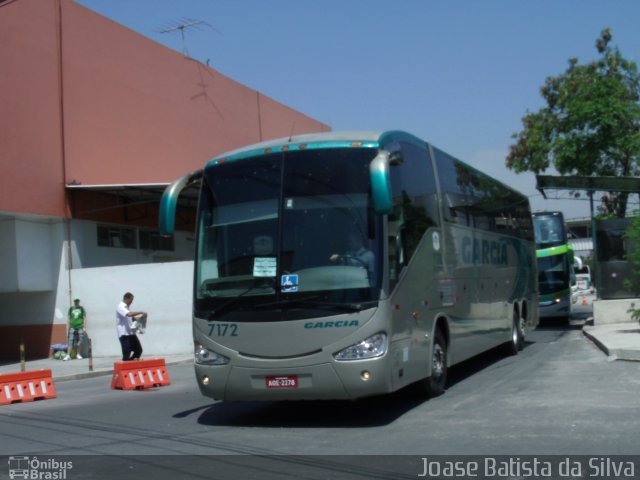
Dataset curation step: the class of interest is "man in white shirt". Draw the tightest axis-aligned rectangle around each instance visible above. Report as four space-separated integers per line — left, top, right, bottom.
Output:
116 292 147 361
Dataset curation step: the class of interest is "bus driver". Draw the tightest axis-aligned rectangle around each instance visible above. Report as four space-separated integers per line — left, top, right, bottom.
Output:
329 230 375 284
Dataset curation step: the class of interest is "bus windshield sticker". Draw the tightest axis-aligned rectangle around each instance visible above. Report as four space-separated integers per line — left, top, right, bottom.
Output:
281 274 299 292
253 257 277 277
438 279 455 307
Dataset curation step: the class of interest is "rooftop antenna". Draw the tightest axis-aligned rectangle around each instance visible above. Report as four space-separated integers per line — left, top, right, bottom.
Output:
288 121 297 142
157 18 220 58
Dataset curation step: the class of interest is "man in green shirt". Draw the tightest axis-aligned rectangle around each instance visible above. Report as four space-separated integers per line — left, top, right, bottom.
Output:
65 297 87 361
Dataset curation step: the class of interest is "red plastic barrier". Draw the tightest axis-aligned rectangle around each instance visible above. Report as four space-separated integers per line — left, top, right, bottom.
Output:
0 369 57 405
111 358 171 390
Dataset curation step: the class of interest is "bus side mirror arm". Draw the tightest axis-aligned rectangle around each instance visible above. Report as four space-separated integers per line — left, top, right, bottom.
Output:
370 151 394 214
159 169 203 234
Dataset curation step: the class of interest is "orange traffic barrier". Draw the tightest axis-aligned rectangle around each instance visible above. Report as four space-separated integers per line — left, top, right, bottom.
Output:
0 369 57 405
111 358 171 390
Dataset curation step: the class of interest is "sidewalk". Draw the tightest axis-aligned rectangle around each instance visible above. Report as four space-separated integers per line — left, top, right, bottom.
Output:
583 322 640 361
0 354 192 381
1 322 638 382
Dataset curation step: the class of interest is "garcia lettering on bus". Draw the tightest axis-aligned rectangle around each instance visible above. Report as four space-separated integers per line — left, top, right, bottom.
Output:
461 236 508 266
304 320 359 329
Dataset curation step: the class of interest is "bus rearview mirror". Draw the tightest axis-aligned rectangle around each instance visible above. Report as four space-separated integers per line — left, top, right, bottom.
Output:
369 151 393 214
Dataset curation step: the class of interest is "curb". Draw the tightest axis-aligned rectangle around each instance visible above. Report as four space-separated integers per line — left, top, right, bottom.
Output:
582 328 611 357
55 369 114 383
582 327 640 362
53 358 193 382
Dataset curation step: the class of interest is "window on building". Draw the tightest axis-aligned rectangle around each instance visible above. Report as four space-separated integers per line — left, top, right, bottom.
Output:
139 230 175 251
97 225 136 248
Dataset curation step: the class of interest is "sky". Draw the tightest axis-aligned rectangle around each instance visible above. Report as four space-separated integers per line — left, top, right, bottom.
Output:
74 0 640 220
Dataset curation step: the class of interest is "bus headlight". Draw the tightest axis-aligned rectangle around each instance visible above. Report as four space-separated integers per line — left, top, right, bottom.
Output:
333 333 388 361
194 343 229 365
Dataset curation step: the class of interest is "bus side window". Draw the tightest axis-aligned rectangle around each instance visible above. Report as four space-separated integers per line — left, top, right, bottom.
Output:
387 141 438 292
387 212 403 290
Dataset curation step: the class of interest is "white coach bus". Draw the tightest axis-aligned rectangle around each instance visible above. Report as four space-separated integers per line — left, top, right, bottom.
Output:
160 131 538 401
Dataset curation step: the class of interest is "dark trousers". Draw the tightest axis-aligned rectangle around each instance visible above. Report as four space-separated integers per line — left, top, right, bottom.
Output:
119 334 143 361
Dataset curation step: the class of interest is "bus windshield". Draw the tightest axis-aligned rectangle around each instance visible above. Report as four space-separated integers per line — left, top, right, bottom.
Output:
533 213 566 247
537 253 570 296
195 147 382 320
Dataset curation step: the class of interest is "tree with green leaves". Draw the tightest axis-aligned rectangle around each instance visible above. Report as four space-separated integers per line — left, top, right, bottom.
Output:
506 28 640 218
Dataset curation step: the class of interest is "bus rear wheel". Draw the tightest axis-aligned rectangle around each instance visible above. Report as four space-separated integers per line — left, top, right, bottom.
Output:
503 309 524 356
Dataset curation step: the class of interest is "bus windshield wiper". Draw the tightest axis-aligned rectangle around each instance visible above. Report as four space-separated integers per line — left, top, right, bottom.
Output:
255 297 364 312
208 280 274 320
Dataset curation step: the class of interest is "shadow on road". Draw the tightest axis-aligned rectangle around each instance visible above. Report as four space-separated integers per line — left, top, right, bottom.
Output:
194 389 427 428
189 344 524 428
181 316 589 428
538 315 588 331
445 344 520 390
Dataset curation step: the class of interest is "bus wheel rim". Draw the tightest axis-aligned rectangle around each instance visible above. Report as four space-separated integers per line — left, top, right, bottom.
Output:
432 344 445 377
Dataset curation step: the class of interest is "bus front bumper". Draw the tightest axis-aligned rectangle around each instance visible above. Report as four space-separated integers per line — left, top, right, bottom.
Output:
539 297 571 319
194 357 394 402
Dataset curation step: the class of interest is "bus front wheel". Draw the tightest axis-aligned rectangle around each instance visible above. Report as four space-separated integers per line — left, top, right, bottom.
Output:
413 328 448 398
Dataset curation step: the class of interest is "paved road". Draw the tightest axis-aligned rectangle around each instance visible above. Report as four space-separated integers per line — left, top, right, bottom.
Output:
571 289 595 321
1 323 637 478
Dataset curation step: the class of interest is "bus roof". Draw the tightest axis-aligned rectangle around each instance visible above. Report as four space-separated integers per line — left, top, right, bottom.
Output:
208 131 379 165
206 130 430 166
532 211 564 218
204 130 531 205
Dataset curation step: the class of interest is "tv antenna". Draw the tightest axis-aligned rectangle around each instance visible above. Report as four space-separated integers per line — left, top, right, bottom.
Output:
157 18 220 57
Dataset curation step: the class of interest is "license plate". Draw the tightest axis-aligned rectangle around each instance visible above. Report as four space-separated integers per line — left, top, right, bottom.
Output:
265 375 298 389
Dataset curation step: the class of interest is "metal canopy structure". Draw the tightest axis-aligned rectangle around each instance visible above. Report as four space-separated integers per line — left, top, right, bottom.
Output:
536 175 640 198
65 183 201 232
65 183 200 216
535 175 640 300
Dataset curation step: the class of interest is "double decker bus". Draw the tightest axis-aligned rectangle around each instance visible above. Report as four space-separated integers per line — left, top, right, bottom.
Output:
160 131 538 401
532 211 574 321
